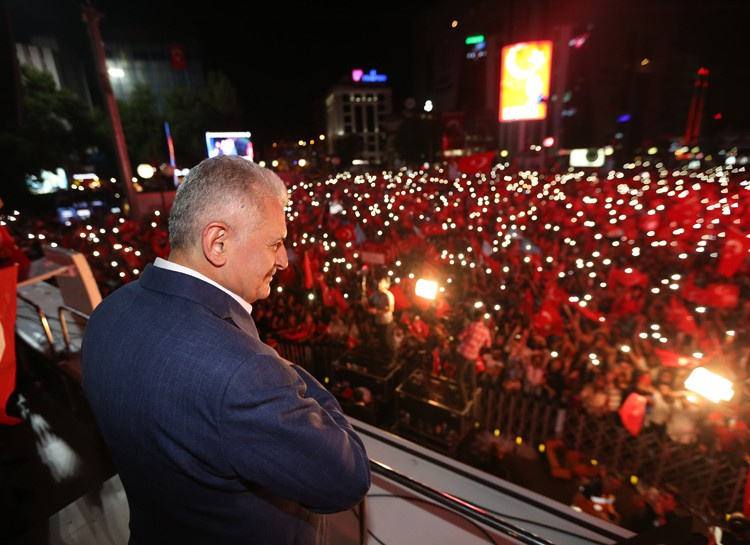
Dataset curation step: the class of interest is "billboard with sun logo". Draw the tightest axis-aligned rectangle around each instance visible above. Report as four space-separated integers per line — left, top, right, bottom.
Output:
499 40 553 122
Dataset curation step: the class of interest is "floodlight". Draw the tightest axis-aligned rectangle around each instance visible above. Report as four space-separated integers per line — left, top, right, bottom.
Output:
684 367 734 403
415 279 438 300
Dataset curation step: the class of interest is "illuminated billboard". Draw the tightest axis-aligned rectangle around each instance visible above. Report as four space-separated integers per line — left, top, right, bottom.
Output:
499 40 552 122
25 167 68 195
205 131 253 161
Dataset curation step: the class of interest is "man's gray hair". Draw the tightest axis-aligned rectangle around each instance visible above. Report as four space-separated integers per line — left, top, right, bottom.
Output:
168 155 288 251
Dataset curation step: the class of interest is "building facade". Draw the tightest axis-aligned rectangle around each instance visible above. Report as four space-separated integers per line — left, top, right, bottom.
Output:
325 73 392 166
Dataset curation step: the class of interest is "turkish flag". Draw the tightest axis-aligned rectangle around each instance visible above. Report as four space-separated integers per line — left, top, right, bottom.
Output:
575 303 606 323
331 287 349 313
610 291 644 317
0 225 30 281
608 267 649 287
457 152 496 175
435 297 452 319
532 300 563 335
520 288 535 317
682 276 709 305
321 284 336 308
639 214 660 232
168 43 187 70
545 281 569 305
717 228 749 278
618 393 648 436
653 347 701 368
335 224 356 243
667 296 698 335
389 284 412 311
441 111 466 151
421 223 444 237
0 266 21 425
303 251 313 290
705 283 740 308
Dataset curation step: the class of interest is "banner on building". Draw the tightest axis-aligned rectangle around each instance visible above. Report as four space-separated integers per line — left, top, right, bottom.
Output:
0 265 20 425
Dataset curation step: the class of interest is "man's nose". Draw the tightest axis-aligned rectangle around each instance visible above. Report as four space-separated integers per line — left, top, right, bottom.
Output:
276 245 289 270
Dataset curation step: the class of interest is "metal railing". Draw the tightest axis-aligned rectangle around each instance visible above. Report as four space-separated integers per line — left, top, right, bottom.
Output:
58 304 90 356
273 339 750 519
368 459 558 545
16 292 56 358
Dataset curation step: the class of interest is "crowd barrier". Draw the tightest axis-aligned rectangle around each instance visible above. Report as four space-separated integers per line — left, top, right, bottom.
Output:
274 339 749 518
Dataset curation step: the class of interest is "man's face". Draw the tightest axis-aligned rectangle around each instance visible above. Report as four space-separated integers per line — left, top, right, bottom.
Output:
224 195 288 303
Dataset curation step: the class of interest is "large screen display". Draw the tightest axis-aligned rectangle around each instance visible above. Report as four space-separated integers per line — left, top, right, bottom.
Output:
25 168 68 195
499 40 553 122
205 131 253 161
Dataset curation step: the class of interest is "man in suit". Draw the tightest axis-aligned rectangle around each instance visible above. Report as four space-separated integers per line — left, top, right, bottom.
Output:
81 156 371 545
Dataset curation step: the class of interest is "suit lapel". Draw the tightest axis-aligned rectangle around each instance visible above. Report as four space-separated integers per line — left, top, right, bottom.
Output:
140 264 260 339
228 307 260 339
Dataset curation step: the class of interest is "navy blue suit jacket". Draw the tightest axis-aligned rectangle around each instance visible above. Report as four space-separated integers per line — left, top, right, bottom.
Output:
81 264 370 545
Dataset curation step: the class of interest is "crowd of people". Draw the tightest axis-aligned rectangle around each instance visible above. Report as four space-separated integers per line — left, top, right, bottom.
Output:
3 161 750 531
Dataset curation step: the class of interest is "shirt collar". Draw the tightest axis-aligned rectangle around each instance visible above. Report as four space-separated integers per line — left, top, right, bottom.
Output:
153 257 254 317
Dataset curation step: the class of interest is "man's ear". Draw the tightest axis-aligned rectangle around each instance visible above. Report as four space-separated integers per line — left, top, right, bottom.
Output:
202 221 231 266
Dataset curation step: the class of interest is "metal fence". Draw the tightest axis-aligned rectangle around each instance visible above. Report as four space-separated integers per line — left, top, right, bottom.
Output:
477 386 747 517
276 340 748 517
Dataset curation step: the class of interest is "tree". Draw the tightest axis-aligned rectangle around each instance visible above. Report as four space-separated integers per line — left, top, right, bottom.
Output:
393 115 441 165
0 65 110 204
161 71 243 168
163 88 212 168
205 70 242 129
118 83 164 167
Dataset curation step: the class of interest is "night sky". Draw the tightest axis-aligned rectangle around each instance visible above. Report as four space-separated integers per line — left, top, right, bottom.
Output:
91 1 442 141
7 0 750 146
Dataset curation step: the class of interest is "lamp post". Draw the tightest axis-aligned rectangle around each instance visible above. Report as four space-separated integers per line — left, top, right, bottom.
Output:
81 1 141 220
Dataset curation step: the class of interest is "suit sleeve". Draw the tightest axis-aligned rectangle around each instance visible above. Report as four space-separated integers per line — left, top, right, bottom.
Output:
219 354 371 513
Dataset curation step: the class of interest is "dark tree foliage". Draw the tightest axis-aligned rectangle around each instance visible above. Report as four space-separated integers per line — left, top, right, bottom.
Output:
118 83 164 167
0 65 110 204
393 115 441 165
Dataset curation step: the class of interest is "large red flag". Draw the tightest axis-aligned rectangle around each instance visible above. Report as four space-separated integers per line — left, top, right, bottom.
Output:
0 225 30 282
302 251 313 290
441 111 466 151
435 297 452 319
0 265 21 424
608 267 649 287
667 296 698 335
457 152 496 175
652 347 701 368
545 280 569 305
520 288 535 317
167 43 187 70
704 283 740 308
331 287 349 313
334 223 356 243
421 223 444 237
575 303 606 323
682 275 708 305
717 228 749 278
618 393 648 436
389 284 413 311
532 300 563 336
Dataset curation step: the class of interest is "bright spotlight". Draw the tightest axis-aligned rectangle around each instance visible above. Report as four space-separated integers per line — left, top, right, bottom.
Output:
684 367 734 403
415 279 438 300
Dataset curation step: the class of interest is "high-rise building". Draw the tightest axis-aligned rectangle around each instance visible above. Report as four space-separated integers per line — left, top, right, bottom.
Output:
325 70 392 166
